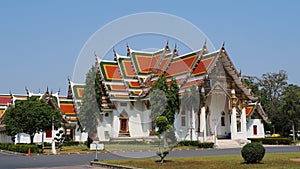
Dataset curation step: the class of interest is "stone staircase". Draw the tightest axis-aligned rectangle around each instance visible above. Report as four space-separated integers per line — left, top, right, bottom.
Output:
215 139 250 149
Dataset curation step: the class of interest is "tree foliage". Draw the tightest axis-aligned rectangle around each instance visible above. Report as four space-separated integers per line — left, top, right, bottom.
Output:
150 75 179 163
241 142 265 164
260 70 288 115
3 97 62 143
150 75 179 132
280 84 300 141
243 70 300 136
78 66 102 140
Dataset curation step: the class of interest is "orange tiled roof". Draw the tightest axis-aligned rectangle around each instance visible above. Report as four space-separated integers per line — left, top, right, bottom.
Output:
0 95 12 106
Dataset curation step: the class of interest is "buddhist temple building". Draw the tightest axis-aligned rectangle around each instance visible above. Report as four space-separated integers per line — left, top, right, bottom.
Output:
0 88 87 143
69 42 269 143
0 42 269 144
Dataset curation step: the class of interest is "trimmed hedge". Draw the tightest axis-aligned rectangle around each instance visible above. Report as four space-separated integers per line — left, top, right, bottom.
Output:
177 140 199 146
241 142 265 163
62 141 80 146
198 142 214 148
0 143 42 153
177 141 214 148
248 138 292 145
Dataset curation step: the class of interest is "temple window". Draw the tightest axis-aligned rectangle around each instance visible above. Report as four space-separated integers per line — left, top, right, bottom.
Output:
221 111 225 126
181 111 186 127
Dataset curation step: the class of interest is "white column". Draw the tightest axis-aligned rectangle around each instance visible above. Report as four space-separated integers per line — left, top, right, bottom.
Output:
112 113 119 138
241 107 247 138
200 106 206 142
51 118 56 155
230 107 237 139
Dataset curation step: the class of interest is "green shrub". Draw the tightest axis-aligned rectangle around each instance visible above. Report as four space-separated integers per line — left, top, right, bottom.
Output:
241 142 265 163
198 142 214 148
62 141 80 146
248 138 292 145
0 143 41 153
156 149 170 163
178 140 199 146
0 143 11 150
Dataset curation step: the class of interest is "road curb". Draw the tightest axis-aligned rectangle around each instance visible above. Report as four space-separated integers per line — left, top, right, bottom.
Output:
90 161 142 169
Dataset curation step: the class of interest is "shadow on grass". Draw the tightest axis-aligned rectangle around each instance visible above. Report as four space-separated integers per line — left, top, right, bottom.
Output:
240 161 264 164
154 160 173 163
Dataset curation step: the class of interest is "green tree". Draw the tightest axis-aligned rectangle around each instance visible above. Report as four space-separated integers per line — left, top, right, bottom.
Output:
149 89 167 121
94 66 103 108
243 71 288 134
3 97 62 143
54 129 65 151
260 70 288 134
78 66 102 140
280 84 300 141
166 79 180 125
260 70 288 114
150 75 179 163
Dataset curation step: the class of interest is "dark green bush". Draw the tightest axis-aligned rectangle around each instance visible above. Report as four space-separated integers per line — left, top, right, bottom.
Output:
0 143 41 153
241 142 265 163
62 141 80 146
0 143 11 150
248 138 292 145
198 142 214 148
178 140 199 146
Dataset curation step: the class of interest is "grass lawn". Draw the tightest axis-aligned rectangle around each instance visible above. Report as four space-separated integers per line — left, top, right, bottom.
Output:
102 152 300 169
43 144 102 154
104 143 159 152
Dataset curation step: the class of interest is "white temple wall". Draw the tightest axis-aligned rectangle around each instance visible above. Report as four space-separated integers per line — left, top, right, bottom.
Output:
174 113 190 141
109 101 150 138
206 93 228 137
14 127 64 144
96 111 113 141
247 119 265 138
74 129 88 142
111 110 120 138
0 133 12 143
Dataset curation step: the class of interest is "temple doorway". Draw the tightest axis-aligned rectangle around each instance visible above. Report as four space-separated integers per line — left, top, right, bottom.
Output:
119 110 130 136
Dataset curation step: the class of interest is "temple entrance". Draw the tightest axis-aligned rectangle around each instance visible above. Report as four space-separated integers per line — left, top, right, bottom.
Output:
119 110 130 136
120 119 128 132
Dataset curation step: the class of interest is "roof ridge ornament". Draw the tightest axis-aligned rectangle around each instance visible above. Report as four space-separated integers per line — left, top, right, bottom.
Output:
173 43 178 56
221 42 225 52
127 44 130 56
25 86 29 95
202 40 208 54
113 48 117 61
165 40 170 52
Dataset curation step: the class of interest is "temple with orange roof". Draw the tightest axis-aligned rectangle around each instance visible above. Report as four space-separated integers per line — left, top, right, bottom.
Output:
0 87 87 143
0 42 269 144
69 42 269 143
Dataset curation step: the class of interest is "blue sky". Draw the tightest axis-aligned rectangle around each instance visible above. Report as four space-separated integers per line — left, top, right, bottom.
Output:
1 0 299 95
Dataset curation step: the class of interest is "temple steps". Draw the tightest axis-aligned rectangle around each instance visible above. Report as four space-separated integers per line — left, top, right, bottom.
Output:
215 139 249 149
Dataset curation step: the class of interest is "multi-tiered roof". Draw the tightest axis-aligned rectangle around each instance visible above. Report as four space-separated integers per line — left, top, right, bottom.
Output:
96 42 220 102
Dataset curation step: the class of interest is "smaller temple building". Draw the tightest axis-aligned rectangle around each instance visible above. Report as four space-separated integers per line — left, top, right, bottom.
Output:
0 88 87 143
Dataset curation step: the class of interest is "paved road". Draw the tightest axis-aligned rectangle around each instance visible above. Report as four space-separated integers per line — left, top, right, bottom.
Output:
0 145 299 169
